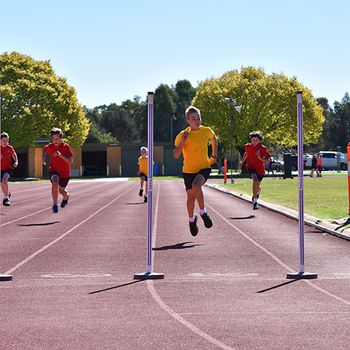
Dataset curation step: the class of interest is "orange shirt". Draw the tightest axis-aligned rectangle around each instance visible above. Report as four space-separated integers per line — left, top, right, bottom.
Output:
244 143 271 175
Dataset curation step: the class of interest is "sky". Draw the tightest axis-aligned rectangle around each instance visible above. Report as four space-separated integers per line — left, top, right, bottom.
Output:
1 0 349 108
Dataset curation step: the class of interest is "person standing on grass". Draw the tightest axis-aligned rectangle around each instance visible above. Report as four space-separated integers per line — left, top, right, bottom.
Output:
137 146 148 203
42 128 73 213
309 154 317 177
317 153 323 177
1 132 18 206
240 131 271 210
174 106 218 236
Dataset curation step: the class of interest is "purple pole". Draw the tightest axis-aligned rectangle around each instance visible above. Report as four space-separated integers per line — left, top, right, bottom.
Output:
147 92 154 273
297 91 305 273
134 92 164 280
287 91 317 279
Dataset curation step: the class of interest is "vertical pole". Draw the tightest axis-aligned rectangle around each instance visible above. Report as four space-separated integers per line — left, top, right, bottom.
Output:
0 88 13 282
287 91 317 279
297 91 305 273
147 92 154 273
347 142 350 215
134 92 164 280
230 107 234 182
224 158 227 184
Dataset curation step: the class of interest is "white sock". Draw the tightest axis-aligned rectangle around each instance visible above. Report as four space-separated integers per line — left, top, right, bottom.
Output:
189 216 195 223
253 197 257 203
199 208 206 215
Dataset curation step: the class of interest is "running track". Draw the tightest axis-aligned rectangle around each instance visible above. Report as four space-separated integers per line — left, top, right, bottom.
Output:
1 179 349 350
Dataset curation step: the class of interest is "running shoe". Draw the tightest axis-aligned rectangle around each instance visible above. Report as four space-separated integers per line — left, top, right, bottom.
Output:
139 189 143 197
253 202 259 210
3 197 10 206
189 215 199 236
200 212 213 228
61 197 69 208
52 204 59 213
144 196 147 203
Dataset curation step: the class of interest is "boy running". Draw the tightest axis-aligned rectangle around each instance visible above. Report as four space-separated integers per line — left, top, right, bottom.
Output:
42 128 73 213
241 131 271 210
174 106 217 236
137 146 148 203
1 132 18 206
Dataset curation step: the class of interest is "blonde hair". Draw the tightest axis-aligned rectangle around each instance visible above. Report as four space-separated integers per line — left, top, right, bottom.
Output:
140 146 148 153
185 106 201 118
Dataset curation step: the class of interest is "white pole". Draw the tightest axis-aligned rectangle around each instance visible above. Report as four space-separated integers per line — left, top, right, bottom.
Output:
287 91 317 280
134 92 164 280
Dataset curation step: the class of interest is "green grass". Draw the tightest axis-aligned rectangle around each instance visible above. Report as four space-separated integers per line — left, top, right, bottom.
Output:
221 175 349 220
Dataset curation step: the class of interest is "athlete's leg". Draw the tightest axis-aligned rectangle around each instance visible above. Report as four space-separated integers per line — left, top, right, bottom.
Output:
186 189 196 218
51 174 59 205
1 172 10 197
59 186 69 200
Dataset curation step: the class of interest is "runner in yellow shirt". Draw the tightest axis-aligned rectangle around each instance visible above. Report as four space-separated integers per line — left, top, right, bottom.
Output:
174 106 217 236
137 146 148 203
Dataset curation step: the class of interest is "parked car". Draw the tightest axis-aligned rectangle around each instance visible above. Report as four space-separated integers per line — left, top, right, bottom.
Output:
305 151 347 170
265 158 284 172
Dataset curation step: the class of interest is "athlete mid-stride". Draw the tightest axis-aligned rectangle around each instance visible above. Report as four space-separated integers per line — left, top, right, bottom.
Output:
42 128 73 213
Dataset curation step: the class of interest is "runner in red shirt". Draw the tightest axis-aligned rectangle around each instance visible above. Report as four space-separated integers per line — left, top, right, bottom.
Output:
1 132 18 206
42 128 73 213
240 131 271 210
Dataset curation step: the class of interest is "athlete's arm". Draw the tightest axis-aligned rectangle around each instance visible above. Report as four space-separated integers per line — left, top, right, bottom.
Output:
173 132 189 159
240 152 247 168
55 151 73 164
42 149 48 165
209 133 218 164
12 150 18 168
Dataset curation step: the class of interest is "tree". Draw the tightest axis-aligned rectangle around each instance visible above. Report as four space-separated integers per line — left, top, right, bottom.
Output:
84 106 117 144
154 84 175 142
172 80 196 141
192 67 324 154
0 52 90 147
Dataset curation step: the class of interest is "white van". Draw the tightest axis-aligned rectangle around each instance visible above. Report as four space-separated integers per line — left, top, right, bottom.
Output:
317 151 347 170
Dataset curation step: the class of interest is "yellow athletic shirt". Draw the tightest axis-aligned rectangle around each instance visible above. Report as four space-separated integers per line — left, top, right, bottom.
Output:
174 126 214 173
138 156 148 175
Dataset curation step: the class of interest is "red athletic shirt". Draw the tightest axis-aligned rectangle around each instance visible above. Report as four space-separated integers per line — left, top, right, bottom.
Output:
43 142 73 178
244 143 271 175
1 145 15 170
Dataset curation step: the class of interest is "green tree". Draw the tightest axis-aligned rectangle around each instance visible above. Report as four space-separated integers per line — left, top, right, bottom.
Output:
154 84 175 142
192 67 324 154
172 80 196 141
84 106 117 144
0 52 90 147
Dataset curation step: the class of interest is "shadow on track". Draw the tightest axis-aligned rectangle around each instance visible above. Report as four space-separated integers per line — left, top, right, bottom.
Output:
256 279 301 293
125 202 145 205
229 215 255 220
18 221 60 227
153 242 201 251
88 279 145 295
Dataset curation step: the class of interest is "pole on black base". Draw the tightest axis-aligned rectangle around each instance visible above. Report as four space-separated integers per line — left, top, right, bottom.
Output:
287 91 317 280
0 274 12 281
134 92 164 281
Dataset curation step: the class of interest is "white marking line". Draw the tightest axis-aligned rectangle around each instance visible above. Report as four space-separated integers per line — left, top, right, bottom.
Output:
41 273 112 278
206 203 350 307
0 182 115 227
147 183 235 350
4 184 135 275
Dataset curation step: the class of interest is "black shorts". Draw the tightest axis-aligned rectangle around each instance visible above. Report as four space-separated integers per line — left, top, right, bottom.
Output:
49 172 70 188
1 169 14 181
183 168 211 191
140 173 148 181
248 169 264 182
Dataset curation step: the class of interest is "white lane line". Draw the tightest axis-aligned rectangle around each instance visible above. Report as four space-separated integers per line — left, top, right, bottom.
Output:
206 203 350 307
147 183 236 350
4 184 135 275
0 182 115 227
